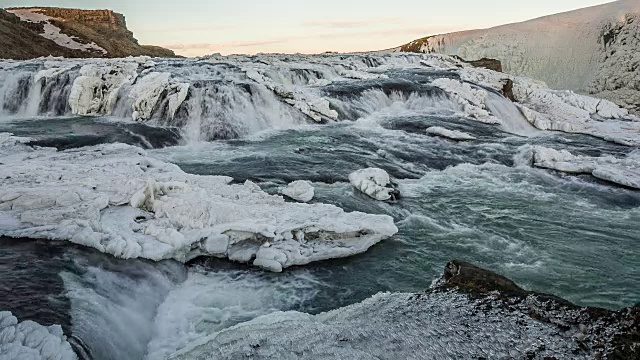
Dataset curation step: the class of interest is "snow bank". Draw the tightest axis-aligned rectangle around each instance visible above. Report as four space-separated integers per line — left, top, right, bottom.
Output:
0 311 76 360
349 168 399 201
529 146 640 189
0 136 397 272
281 180 315 203
426 126 476 141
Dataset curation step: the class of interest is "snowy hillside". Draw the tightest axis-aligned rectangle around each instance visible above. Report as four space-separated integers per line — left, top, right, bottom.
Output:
397 0 640 114
0 7 176 59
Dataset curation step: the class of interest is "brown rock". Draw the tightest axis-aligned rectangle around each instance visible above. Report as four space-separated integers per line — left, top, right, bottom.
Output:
0 7 177 59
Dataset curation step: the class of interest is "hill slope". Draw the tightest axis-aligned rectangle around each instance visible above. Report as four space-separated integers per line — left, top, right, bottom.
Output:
0 7 176 59
396 0 640 113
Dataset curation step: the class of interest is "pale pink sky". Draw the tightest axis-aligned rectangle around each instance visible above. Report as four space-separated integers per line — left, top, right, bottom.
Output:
4 0 615 56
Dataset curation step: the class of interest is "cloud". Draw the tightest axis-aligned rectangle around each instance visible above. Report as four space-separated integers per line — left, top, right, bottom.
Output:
303 18 402 29
164 26 447 56
142 25 232 34
165 39 288 51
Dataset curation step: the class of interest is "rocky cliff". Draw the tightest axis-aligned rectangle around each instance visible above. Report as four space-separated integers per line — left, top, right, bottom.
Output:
0 7 176 59
396 0 640 114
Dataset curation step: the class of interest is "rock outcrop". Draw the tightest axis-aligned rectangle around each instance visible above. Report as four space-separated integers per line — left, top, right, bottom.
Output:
0 7 176 59
395 0 640 114
169 260 640 359
442 260 640 359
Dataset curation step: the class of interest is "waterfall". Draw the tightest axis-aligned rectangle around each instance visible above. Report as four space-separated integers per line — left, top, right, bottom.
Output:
0 54 513 143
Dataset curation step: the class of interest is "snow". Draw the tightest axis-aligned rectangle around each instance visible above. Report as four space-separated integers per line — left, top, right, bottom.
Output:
69 62 138 115
66 61 189 122
529 146 640 189
0 311 76 360
426 126 476 141
1 52 639 145
398 0 640 114
430 65 640 145
281 180 315 203
245 68 339 123
431 78 499 124
349 168 398 201
129 72 189 122
0 135 398 272
6 8 107 55
168 290 591 360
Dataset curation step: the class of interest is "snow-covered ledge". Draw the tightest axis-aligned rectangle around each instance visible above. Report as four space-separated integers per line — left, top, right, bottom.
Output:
0 134 397 272
0 311 77 360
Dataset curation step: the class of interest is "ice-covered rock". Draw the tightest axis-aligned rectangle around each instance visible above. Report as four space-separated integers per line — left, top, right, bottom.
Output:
431 78 499 124
169 261 639 360
529 146 640 189
349 168 399 201
281 180 314 203
0 137 398 272
128 72 189 122
68 62 138 116
450 65 640 145
2 52 639 145
426 126 476 141
0 311 77 360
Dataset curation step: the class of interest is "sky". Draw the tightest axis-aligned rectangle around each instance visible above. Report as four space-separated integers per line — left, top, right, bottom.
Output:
4 0 614 56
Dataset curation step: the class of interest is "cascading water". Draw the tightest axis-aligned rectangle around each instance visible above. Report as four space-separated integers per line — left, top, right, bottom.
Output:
2 52 640 360
0 54 481 144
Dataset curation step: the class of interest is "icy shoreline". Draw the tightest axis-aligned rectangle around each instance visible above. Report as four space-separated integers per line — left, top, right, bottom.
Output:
528 145 640 189
0 134 397 272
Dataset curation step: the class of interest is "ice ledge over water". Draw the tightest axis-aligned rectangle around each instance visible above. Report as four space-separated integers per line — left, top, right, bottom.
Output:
0 311 76 360
528 145 640 189
0 134 397 272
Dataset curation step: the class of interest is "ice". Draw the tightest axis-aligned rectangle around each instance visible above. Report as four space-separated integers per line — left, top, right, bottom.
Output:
447 65 640 145
0 137 398 272
528 145 640 189
349 168 398 201
398 0 640 114
0 311 76 360
69 62 138 116
426 126 476 141
1 52 638 145
430 78 499 124
167 290 589 360
129 72 189 122
281 180 315 203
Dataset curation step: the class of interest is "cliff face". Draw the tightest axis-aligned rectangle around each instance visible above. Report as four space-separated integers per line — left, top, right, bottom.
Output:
0 7 176 59
396 0 640 114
